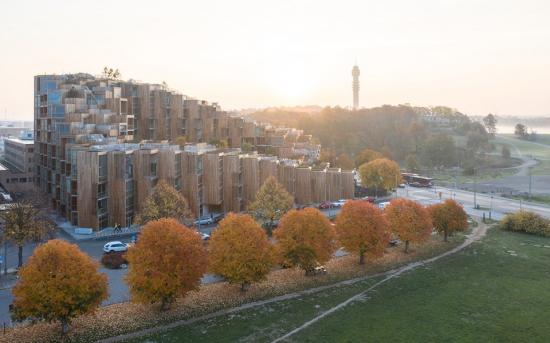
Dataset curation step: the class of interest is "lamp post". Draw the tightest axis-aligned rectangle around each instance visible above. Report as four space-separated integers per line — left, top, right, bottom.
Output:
473 167 478 209
490 196 493 220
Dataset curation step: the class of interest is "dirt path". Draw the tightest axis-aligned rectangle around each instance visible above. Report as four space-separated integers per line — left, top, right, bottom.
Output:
98 220 489 343
271 220 489 343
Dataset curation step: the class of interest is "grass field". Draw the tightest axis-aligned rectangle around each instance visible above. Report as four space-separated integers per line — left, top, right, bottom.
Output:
132 228 550 343
493 134 550 175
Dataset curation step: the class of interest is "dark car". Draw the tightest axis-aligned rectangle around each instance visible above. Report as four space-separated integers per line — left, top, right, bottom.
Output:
319 201 333 210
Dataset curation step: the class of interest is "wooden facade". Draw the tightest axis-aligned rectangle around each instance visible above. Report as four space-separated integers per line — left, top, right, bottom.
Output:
240 155 260 208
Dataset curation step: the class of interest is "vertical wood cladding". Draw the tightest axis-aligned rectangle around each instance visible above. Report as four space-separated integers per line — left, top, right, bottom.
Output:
202 153 223 205
310 169 327 203
222 154 241 213
277 163 296 195
294 167 312 205
76 151 98 229
107 151 126 227
326 168 343 201
240 155 260 209
259 158 278 185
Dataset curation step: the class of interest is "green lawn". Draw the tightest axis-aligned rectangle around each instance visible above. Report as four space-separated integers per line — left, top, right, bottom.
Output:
131 228 550 342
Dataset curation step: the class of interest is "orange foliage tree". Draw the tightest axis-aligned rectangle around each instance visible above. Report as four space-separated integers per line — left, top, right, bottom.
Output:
428 199 469 242
125 218 208 310
209 213 273 291
358 158 402 195
386 198 433 253
335 200 390 264
355 148 383 168
274 208 336 274
11 240 108 334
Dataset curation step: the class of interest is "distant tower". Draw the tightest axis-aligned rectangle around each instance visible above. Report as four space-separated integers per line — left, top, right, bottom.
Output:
352 64 360 110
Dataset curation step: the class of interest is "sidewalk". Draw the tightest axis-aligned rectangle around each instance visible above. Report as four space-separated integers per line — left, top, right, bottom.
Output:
0 270 19 290
54 216 141 241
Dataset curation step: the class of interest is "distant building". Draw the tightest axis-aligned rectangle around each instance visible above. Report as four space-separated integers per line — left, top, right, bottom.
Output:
0 132 35 193
352 64 360 110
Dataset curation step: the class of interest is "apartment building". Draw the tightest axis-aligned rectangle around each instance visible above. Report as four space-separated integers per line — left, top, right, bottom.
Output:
34 73 345 229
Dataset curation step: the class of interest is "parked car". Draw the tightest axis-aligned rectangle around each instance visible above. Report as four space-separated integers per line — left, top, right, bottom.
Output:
194 216 214 226
200 232 211 241
331 199 348 208
103 241 129 253
212 213 225 223
378 201 391 210
319 201 333 210
361 196 375 203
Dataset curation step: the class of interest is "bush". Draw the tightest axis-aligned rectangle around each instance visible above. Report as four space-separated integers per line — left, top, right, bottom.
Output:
101 252 128 269
500 211 550 236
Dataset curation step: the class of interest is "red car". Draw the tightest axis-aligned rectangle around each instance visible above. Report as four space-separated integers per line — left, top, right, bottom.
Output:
318 201 333 210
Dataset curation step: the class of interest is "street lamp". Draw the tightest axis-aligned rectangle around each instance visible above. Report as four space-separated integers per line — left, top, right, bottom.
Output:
490 196 493 220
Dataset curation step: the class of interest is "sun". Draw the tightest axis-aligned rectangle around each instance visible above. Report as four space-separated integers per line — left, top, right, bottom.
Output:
267 63 315 102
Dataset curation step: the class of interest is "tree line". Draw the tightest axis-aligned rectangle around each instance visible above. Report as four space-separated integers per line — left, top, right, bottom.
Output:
7 179 468 334
252 106 500 173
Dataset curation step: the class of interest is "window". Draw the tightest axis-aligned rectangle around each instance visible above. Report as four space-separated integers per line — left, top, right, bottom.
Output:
151 162 157 176
98 155 107 180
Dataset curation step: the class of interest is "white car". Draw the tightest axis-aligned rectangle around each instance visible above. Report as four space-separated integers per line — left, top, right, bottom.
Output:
378 201 391 210
331 199 348 207
103 241 129 253
200 232 210 241
194 216 214 226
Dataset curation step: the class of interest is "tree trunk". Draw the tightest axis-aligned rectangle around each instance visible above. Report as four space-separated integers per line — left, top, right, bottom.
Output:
61 318 69 335
444 231 448 242
241 282 250 292
405 240 410 253
160 298 173 311
18 245 23 268
359 252 365 265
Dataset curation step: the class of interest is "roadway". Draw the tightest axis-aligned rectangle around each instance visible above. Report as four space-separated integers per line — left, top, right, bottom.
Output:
398 185 550 220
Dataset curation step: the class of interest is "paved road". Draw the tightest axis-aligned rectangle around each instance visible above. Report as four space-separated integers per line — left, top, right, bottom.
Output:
399 186 550 220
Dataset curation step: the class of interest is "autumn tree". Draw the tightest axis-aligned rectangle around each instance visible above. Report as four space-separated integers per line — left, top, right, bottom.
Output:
274 208 336 274
428 199 468 242
514 123 527 138
11 240 108 334
386 199 432 253
355 148 383 168
358 158 402 196
335 200 390 264
248 176 294 234
125 218 208 310
209 213 273 291
0 201 54 268
336 153 354 170
136 180 191 224
175 135 187 147
483 113 497 137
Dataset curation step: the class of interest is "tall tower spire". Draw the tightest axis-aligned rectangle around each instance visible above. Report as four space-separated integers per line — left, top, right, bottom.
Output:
352 64 360 110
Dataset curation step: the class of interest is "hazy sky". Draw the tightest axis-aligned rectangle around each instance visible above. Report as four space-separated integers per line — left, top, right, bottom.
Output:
1 0 550 120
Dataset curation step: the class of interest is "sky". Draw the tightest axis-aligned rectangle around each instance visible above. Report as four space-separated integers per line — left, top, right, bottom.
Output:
1 0 550 120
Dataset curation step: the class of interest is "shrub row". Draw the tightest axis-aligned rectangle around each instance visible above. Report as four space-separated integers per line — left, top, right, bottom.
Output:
500 211 550 236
